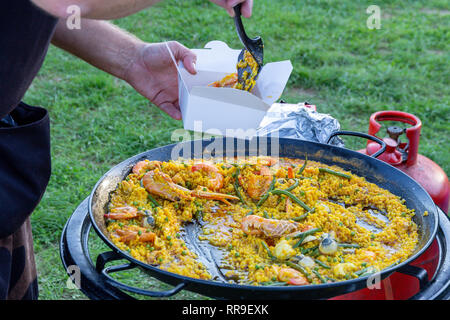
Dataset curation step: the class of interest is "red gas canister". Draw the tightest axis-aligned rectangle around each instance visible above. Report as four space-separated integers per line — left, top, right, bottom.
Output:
359 111 449 214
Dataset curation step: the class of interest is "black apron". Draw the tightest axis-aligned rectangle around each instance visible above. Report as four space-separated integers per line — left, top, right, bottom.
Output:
0 1 58 299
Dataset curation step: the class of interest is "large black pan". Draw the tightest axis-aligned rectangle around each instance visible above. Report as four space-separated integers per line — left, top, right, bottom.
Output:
88 133 438 299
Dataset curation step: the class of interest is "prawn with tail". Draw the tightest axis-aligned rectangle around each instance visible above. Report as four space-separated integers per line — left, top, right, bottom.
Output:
141 168 239 204
241 215 311 238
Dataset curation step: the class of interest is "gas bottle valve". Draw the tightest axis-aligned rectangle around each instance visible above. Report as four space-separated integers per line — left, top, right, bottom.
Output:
386 126 404 142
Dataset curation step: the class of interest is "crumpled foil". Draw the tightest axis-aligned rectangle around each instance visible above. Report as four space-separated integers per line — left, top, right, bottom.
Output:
255 102 344 147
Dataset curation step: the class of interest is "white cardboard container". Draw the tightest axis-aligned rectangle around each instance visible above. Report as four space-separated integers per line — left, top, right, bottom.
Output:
174 41 293 138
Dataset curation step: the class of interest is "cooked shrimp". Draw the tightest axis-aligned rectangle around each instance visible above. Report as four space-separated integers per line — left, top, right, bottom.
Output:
191 186 240 205
139 231 156 243
104 206 138 220
142 169 193 201
115 225 156 244
142 169 238 204
241 215 299 238
132 160 161 175
238 168 272 199
191 163 224 191
277 267 309 285
256 156 278 167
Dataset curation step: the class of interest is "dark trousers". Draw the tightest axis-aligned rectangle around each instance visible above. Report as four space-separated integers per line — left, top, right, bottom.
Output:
0 218 38 299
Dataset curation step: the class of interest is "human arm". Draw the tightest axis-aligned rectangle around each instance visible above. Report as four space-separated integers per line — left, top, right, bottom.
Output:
51 19 197 119
31 0 252 19
31 0 162 20
46 0 254 118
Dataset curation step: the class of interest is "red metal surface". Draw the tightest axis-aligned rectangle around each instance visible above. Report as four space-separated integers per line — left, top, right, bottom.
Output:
360 111 449 213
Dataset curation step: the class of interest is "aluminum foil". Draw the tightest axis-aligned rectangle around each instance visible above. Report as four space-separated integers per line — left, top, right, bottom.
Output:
255 102 344 147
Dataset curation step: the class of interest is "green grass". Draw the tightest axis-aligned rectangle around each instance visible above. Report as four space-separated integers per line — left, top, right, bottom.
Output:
25 0 449 299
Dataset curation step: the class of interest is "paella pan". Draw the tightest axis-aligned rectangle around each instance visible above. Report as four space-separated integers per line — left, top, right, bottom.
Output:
89 134 438 299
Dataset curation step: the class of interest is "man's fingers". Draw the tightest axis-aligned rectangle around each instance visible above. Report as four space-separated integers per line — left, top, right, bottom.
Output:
210 0 252 18
240 0 253 18
169 41 197 75
182 54 197 75
225 0 252 18
158 101 182 120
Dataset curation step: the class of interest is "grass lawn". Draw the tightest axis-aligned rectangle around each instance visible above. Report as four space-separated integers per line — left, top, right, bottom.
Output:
24 0 449 300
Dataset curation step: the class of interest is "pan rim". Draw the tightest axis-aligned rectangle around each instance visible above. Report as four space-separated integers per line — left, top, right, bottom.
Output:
88 137 439 294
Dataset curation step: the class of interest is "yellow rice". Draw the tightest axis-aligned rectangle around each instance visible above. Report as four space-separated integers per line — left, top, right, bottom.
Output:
105 157 419 285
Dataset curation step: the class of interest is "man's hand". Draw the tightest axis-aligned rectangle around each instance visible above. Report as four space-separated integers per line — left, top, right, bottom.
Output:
209 0 253 18
124 41 197 120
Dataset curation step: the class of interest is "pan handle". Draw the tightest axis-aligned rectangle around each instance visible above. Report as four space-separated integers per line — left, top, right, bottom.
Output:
96 251 187 298
396 264 429 290
326 130 386 158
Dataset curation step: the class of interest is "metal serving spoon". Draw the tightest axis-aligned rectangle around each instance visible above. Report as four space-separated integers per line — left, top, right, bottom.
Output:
233 3 264 91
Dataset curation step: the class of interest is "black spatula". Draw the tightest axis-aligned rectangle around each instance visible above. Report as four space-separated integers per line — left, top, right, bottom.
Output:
233 3 264 91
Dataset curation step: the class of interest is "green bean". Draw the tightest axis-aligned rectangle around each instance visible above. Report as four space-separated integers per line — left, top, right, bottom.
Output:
291 207 316 221
338 243 361 248
233 167 247 204
285 179 299 192
234 184 245 203
358 271 376 277
268 175 276 190
310 247 320 257
354 267 370 276
288 227 321 240
312 269 327 283
256 176 276 207
147 194 161 207
246 210 254 216
314 259 331 269
358 271 374 278
291 213 309 221
324 276 336 282
297 155 308 176
302 245 319 255
285 261 312 283
292 233 307 249
261 240 276 261
319 168 352 179
270 189 313 212
256 194 269 207
263 210 270 219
